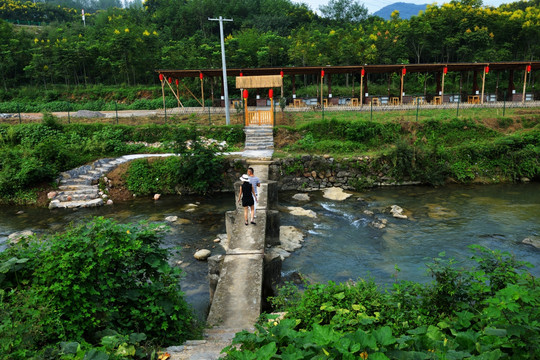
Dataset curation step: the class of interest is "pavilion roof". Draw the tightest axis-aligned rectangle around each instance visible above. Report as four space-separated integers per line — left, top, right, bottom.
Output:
156 61 539 79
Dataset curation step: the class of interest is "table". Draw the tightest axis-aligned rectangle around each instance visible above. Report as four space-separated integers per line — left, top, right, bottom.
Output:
370 97 380 106
390 97 400 105
293 99 303 107
350 98 359 106
432 96 442 105
468 95 480 104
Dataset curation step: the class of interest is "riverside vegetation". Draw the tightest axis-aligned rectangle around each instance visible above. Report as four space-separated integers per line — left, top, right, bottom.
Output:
223 246 539 359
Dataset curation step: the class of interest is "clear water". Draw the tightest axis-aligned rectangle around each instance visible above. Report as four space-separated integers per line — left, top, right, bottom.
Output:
279 183 540 287
1 184 539 319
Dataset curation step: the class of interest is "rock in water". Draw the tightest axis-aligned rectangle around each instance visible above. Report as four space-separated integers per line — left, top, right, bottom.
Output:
165 216 178 222
323 187 352 201
287 206 316 218
390 205 408 219
292 193 310 201
8 230 34 244
153 194 161 200
523 236 540 249
279 226 304 252
194 249 211 261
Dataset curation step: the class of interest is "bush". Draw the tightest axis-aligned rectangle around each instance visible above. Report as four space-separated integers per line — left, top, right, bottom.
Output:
225 246 539 359
0 217 198 358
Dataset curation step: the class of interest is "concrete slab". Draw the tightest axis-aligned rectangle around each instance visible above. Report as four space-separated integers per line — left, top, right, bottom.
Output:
242 149 274 159
206 254 263 328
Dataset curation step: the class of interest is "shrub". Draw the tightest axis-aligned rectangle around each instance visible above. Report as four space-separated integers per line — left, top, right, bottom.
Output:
0 217 198 358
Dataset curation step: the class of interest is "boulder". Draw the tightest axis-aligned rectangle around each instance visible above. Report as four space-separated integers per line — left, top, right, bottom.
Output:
287 206 316 218
165 215 178 222
390 205 408 219
47 191 57 199
522 236 540 249
292 193 310 201
49 199 60 209
323 187 352 201
106 199 113 205
279 226 304 252
194 249 211 261
153 194 161 200
8 230 34 244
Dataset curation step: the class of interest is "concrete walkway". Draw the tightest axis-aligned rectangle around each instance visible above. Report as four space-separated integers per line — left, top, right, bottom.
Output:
168 128 275 359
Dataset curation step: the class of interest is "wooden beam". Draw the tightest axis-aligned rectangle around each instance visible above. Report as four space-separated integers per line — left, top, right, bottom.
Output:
522 66 528 103
481 67 486 105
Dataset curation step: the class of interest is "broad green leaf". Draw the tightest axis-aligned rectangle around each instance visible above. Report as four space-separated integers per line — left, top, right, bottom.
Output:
60 341 80 354
370 352 391 360
484 327 507 337
254 342 277 360
333 292 345 300
129 332 147 344
373 326 396 346
83 349 109 360
115 343 136 356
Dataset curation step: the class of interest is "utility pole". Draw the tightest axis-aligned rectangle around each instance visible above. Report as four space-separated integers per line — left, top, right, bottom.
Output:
208 16 233 125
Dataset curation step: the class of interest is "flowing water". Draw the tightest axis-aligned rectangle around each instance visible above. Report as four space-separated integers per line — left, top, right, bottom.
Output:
280 183 540 286
1 184 539 319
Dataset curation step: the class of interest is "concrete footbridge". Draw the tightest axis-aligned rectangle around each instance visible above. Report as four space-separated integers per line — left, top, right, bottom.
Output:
170 125 279 359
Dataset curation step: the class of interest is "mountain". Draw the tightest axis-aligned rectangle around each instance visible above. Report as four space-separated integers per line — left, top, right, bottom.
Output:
373 2 428 19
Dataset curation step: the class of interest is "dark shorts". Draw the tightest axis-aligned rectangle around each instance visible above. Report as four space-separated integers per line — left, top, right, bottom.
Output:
242 195 254 207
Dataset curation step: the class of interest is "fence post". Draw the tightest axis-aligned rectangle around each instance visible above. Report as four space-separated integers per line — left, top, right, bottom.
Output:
67 102 71 124
503 91 506 116
370 98 373 121
17 103 21 124
115 102 119 124
322 99 325 121
164 100 167 123
456 94 460 117
208 105 211 125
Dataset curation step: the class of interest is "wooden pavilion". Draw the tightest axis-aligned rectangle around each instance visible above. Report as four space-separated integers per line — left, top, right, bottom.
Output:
156 61 539 108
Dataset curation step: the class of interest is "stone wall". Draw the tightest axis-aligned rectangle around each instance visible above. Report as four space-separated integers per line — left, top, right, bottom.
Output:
223 156 420 192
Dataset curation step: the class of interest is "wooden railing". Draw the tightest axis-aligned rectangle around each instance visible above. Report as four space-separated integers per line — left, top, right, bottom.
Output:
245 99 274 126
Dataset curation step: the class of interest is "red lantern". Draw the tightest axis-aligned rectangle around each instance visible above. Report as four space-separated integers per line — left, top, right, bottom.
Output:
168 77 172 84
159 73 164 81
280 70 284 78
443 66 448 75
199 73 203 80
485 66 489 74
526 65 531 73
240 72 243 77
321 69 325 78
269 89 274 99
402 68 406 76
361 69 365 77
243 89 248 99
175 79 179 86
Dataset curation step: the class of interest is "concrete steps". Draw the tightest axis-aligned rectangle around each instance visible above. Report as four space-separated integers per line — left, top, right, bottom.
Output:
244 125 274 152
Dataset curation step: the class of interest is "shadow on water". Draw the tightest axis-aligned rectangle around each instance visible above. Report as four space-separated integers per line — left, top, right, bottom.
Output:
0 193 236 320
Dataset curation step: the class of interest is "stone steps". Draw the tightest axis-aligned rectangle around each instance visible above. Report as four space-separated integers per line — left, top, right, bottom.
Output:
49 198 104 209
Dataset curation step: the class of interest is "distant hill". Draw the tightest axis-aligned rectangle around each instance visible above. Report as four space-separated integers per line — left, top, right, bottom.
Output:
373 2 428 19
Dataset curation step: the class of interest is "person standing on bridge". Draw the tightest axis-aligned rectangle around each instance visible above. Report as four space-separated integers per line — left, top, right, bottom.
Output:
238 174 257 226
247 167 260 219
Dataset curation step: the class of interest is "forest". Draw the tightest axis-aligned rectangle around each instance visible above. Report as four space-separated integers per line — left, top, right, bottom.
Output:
0 0 539 94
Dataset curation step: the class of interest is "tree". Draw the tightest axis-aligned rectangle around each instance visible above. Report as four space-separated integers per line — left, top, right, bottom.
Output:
319 0 368 23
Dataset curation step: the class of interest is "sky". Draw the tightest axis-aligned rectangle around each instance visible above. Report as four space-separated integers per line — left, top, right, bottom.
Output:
296 0 511 15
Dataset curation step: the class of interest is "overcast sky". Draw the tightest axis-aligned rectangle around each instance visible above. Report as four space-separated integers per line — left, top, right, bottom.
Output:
296 0 512 15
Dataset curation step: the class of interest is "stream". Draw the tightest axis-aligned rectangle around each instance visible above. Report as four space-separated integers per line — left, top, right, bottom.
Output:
1 183 539 319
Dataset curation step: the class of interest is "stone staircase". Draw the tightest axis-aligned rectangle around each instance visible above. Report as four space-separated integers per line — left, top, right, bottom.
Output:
244 126 274 151
49 154 174 209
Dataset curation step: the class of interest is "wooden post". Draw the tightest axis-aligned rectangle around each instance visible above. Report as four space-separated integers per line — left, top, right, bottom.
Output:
176 81 180 108
441 70 446 102
400 71 404 105
201 77 205 108
161 78 166 112
320 73 324 107
292 75 296 99
352 73 355 98
360 72 364 106
481 67 486 105
244 97 248 126
522 66 528 103
271 97 274 126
